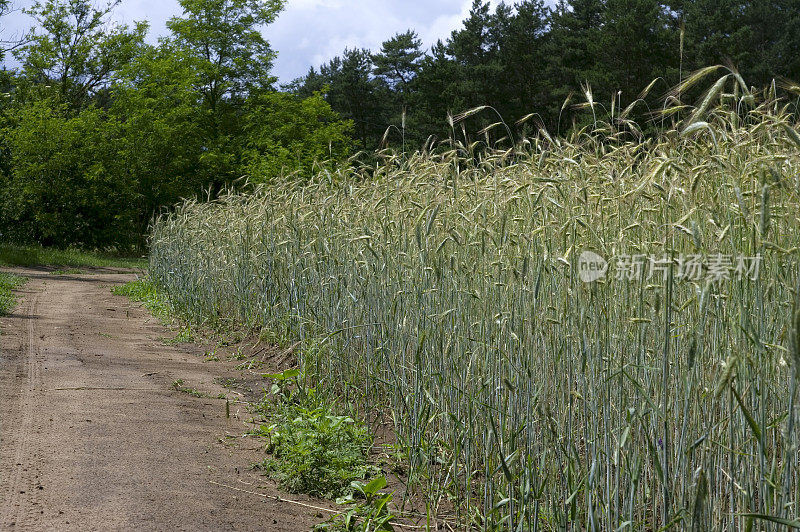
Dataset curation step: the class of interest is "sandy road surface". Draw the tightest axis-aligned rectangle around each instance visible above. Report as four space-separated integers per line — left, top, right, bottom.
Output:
0 268 321 531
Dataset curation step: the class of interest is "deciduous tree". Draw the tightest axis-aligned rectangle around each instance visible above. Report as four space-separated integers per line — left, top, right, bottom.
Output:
15 0 147 110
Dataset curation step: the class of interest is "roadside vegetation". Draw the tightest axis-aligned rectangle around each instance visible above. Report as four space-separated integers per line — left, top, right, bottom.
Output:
0 272 26 315
146 72 800 529
0 244 145 269
114 278 392 527
315 476 396 532
254 369 378 499
112 277 172 321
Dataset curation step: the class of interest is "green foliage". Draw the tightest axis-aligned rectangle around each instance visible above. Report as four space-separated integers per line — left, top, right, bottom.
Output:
165 326 195 344
16 0 147 109
254 370 376 499
242 91 353 181
370 30 424 149
294 49 387 150
0 0 352 249
262 367 301 400
0 244 145 268
372 31 423 93
165 0 288 190
316 476 396 532
112 277 172 322
669 0 799 87
4 7 151 247
48 268 83 275
167 0 285 101
0 100 136 247
0 272 26 315
109 43 210 234
6 0 800 250
596 0 675 91
293 0 800 148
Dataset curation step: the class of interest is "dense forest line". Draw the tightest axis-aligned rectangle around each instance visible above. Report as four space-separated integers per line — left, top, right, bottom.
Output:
1 0 798 248
293 0 800 149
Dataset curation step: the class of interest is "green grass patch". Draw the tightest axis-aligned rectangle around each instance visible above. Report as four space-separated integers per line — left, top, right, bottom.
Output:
0 244 145 269
112 277 172 321
162 325 194 344
49 268 85 275
0 272 27 315
113 278 196 343
254 369 378 499
229 348 247 361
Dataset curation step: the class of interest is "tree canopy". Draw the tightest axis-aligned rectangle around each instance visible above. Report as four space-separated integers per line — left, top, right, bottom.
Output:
0 0 352 249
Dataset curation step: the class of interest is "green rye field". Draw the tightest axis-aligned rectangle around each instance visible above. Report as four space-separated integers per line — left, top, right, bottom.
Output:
147 72 800 529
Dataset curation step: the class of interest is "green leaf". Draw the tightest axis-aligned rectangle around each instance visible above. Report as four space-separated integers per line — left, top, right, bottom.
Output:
740 514 800 528
731 386 763 450
782 123 800 148
364 475 387 496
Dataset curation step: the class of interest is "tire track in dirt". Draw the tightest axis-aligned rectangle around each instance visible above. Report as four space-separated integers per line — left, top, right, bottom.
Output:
0 285 44 528
0 268 326 531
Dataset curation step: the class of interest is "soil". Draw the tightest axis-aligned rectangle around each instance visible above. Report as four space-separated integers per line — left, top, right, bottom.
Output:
0 267 335 531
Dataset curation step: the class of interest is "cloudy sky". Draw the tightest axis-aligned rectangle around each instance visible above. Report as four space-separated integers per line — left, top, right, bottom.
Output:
1 0 478 83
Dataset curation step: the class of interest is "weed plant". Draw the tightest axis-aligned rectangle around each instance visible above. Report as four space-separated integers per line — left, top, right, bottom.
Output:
255 370 377 499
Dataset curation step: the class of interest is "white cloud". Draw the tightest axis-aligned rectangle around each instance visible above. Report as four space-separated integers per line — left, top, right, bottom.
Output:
418 2 475 47
269 0 475 80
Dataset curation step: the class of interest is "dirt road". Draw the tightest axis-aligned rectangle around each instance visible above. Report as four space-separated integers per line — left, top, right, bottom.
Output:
0 268 324 531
